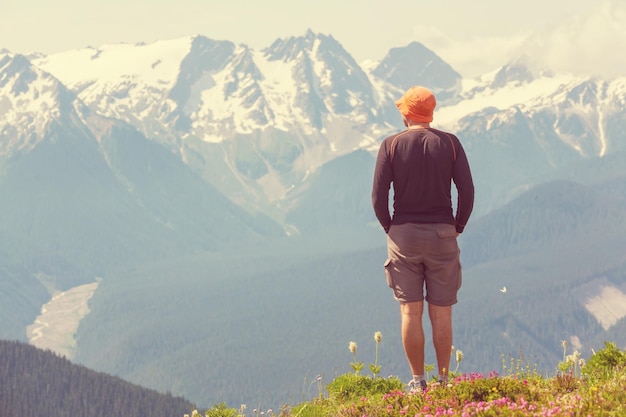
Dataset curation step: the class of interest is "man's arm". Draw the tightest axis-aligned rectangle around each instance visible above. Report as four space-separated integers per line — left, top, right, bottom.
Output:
372 141 392 233
452 141 474 234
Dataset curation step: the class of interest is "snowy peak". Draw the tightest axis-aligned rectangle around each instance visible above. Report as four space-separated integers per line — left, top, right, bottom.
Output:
263 29 320 61
35 37 195 91
464 55 556 96
261 30 377 125
0 54 33 95
547 79 613 157
0 52 83 156
175 39 280 140
448 74 615 157
490 61 539 89
170 35 237 105
371 41 462 103
33 37 199 142
434 72 626 216
30 32 389 146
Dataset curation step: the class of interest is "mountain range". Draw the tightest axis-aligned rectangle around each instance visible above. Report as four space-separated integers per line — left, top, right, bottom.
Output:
1 27 625 409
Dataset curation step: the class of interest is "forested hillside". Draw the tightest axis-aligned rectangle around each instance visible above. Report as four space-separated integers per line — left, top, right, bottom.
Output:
0 339 194 417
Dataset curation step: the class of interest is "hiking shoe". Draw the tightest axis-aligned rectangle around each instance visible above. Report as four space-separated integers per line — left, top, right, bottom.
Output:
437 379 451 388
408 379 428 394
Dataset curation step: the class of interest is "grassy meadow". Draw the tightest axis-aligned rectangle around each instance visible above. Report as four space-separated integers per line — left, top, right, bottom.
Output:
190 339 626 417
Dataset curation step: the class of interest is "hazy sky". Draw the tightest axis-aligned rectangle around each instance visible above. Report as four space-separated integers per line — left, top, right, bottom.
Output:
1 0 624 78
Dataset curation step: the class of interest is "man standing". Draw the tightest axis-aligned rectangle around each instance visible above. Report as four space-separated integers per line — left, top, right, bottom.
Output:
371 86 474 392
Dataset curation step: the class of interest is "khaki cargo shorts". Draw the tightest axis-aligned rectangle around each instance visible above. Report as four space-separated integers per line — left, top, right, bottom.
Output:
384 223 461 306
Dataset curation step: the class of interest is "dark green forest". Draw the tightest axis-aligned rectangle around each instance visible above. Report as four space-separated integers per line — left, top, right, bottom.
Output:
0 340 194 417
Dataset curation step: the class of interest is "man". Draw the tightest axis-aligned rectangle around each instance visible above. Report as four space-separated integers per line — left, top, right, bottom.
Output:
371 85 474 392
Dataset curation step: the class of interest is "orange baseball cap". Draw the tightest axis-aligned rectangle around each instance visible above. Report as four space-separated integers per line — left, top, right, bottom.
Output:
395 86 437 123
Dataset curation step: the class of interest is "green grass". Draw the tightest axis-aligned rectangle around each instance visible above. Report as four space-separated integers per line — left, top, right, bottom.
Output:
192 341 626 417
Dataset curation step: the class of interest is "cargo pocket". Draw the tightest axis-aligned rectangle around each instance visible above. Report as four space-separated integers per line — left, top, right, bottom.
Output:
383 258 394 289
437 227 458 254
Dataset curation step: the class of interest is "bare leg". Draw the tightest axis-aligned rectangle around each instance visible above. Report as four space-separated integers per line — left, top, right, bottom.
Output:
400 301 425 376
428 303 453 379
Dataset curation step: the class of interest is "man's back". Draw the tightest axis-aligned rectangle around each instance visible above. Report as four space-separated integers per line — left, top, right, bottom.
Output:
372 127 473 233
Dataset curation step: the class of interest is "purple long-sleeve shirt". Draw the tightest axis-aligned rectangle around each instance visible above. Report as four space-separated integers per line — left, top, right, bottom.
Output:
372 127 474 234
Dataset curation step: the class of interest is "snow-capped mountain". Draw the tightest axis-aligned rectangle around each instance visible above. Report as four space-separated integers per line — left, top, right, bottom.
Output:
0 50 284 282
370 41 462 104
0 53 89 156
26 32 461 216
434 66 626 214
16 30 623 223
32 31 394 142
4 29 626 223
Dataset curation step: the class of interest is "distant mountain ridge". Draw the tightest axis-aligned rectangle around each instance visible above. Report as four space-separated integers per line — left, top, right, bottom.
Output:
461 178 626 267
372 41 462 104
19 32 463 215
4 31 624 220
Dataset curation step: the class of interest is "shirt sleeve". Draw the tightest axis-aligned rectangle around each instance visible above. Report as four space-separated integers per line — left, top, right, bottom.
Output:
452 138 474 233
372 140 393 233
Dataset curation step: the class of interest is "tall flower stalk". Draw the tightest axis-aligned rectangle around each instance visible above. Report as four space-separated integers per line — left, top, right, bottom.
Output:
454 349 464 374
558 340 572 375
369 331 382 378
349 341 364 375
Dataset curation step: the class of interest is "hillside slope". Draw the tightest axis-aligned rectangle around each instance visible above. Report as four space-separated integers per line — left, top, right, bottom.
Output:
0 339 194 417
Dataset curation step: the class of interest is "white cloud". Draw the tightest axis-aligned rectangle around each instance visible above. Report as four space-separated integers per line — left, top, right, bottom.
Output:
520 1 626 79
413 24 528 79
411 1 626 80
